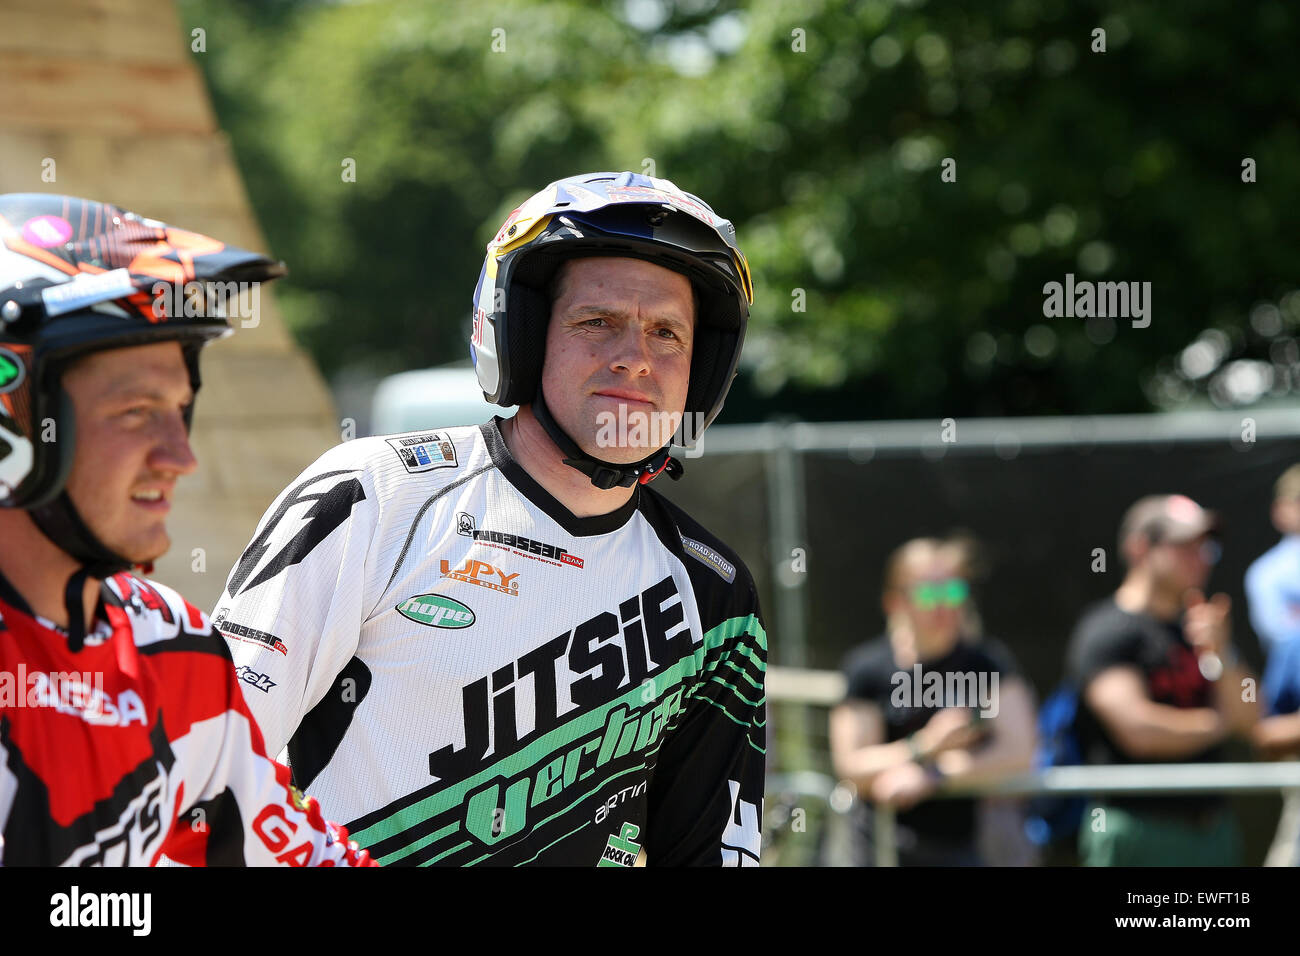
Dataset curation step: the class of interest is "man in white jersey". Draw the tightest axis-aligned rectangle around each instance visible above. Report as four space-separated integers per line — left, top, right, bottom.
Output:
214 171 766 866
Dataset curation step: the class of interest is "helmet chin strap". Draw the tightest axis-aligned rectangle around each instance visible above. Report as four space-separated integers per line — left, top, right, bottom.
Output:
29 491 133 652
530 388 683 491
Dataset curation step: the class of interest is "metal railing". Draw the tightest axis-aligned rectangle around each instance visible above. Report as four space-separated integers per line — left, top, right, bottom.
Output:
766 764 1300 866
764 668 1300 865
706 411 1300 775
741 412 1300 863
867 764 1300 866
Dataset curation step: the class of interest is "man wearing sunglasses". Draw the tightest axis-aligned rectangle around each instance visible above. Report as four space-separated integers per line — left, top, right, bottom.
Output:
1067 494 1258 866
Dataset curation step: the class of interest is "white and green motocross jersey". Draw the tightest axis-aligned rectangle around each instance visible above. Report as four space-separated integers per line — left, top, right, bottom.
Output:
213 419 766 866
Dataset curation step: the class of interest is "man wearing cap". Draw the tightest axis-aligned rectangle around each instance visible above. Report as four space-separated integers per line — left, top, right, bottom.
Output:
1066 493 1258 866
212 172 766 866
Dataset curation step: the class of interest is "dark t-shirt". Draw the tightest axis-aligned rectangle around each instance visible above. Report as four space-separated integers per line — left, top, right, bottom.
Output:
841 634 1020 845
1067 597 1224 815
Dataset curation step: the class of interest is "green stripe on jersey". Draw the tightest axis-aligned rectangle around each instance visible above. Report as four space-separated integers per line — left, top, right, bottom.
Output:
353 612 765 863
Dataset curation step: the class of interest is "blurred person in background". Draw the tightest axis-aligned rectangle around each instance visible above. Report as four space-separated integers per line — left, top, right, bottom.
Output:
1245 465 1300 865
830 536 1036 866
1068 494 1257 866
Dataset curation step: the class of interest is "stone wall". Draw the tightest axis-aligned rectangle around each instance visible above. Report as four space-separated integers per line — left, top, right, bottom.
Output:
0 0 340 610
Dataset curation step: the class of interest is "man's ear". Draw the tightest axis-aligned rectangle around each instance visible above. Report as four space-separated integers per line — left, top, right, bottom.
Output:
1121 533 1148 568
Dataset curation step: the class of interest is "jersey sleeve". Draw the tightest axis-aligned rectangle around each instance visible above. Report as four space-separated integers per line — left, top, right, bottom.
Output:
213 444 378 763
645 573 767 867
159 629 376 867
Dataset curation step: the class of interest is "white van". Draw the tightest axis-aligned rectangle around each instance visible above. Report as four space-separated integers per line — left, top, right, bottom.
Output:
370 365 516 435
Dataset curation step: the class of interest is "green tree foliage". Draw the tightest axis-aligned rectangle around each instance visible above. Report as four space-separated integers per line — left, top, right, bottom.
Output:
181 0 1299 419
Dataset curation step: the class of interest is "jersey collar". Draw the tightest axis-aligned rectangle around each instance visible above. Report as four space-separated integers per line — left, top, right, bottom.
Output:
480 417 641 537
0 566 112 641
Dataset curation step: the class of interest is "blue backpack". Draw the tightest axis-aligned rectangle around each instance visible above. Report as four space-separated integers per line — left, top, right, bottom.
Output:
1023 683 1086 847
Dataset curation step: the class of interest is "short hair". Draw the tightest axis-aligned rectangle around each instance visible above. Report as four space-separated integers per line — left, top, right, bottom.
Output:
882 534 982 597
546 258 700 326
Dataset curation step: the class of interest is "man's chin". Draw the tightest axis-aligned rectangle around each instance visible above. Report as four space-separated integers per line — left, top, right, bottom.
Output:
579 401 682 460
578 441 664 466
100 532 170 569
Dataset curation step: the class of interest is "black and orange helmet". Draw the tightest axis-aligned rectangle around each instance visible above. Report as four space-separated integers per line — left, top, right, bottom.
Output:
0 193 286 509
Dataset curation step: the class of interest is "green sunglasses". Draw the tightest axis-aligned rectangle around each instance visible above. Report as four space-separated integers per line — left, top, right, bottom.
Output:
908 578 970 610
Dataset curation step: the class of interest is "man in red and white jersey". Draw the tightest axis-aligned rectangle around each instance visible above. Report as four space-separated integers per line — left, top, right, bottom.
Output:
0 193 374 866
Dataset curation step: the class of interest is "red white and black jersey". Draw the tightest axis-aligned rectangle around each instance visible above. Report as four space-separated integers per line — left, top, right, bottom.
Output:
0 570 376 866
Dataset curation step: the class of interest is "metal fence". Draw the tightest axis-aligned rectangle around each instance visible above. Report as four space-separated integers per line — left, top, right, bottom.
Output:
872 762 1300 866
661 410 1300 861
761 669 1300 866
